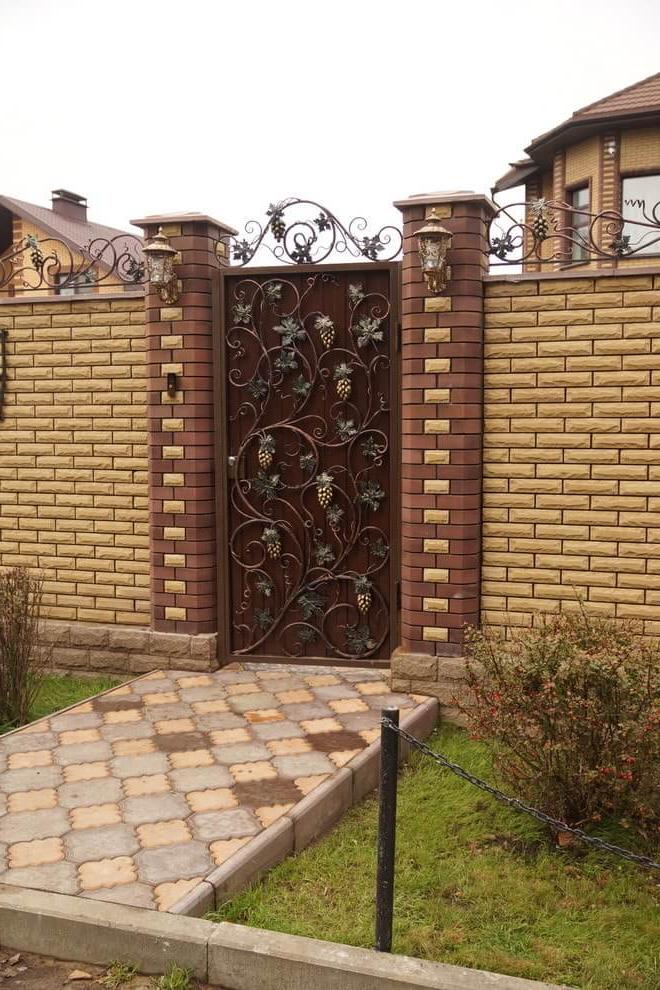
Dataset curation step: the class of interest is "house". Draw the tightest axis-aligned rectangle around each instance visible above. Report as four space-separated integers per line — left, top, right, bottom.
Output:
0 188 142 296
492 71 660 268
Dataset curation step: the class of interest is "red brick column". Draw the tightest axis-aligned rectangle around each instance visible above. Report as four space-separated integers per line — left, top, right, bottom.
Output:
132 212 235 636
393 192 495 668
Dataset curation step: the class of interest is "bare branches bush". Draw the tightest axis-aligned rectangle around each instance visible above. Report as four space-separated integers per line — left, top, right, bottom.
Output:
0 567 49 728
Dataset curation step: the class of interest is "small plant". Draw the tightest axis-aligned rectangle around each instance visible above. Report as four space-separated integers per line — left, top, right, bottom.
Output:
261 526 282 560
354 576 373 614
333 363 353 400
315 314 335 348
101 961 138 987
257 433 276 470
316 471 334 509
459 610 660 842
152 963 193 990
0 567 49 728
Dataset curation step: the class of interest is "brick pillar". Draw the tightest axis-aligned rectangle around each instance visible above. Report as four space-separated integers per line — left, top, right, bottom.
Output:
132 212 236 637
391 192 495 693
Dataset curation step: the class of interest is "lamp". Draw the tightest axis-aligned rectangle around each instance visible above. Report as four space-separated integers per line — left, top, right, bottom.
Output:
415 212 452 294
143 227 179 303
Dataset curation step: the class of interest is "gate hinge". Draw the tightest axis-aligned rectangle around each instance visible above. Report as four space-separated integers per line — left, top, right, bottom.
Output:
396 579 401 610
396 321 402 352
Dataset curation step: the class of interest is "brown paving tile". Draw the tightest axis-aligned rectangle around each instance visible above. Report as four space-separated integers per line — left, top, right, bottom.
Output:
192 699 229 714
8 789 57 813
266 738 312 756
153 731 209 753
230 761 277 783
294 774 330 795
112 738 155 757
143 692 180 706
301 718 343 735
210 728 251 745
71 803 122 830
329 749 363 768
303 729 366 754
355 680 389 695
93 697 144 713
59 729 101 746
169 749 214 769
186 788 238 812
137 820 191 849
256 804 293 828
154 877 203 911
9 837 64 869
329 698 369 714
233 778 301 808
8 750 53 770
209 837 250 865
244 709 284 724
123 774 171 797
275 689 314 704
154 718 195 735
79 857 136 891
63 762 109 783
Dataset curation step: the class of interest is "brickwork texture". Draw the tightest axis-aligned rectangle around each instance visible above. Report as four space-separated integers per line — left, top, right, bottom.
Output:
0 294 149 626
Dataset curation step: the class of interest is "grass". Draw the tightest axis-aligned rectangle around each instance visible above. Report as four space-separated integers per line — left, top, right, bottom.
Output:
0 673 122 734
152 964 193 989
100 961 138 987
209 725 660 990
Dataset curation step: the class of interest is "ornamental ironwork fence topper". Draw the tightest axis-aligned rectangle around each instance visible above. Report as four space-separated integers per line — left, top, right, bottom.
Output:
487 196 660 265
0 233 144 293
215 198 403 267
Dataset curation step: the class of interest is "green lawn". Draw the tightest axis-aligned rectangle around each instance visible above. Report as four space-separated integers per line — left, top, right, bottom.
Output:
210 725 660 990
0 674 121 734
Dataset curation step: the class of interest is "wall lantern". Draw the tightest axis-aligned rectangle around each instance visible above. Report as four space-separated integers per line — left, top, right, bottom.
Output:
415 212 452 294
143 227 179 303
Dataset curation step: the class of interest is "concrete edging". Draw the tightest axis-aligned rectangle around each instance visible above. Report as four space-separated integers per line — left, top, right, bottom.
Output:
169 697 440 916
0 885 573 990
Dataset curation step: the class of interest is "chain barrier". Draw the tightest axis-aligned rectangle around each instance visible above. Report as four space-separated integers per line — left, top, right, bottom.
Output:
382 717 660 872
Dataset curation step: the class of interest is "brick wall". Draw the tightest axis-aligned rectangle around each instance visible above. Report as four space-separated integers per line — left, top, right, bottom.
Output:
0 294 150 626
483 269 660 635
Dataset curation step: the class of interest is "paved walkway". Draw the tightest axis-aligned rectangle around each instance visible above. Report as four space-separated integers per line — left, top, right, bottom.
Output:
0 664 422 912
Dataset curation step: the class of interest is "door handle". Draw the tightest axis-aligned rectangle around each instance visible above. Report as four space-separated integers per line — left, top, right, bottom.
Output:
227 455 238 479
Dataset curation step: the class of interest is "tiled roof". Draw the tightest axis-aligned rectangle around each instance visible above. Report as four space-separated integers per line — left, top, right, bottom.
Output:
572 71 660 120
0 194 139 258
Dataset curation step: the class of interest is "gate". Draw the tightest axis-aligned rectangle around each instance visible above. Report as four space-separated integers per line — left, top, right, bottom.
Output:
212 202 401 666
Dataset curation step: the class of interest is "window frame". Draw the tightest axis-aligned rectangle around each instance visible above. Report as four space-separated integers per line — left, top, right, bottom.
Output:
620 171 660 259
565 180 592 263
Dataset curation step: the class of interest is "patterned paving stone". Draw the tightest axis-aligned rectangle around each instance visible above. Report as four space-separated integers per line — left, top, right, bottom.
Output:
0 663 427 914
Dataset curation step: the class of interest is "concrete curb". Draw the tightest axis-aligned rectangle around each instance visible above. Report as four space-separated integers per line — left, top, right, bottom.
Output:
0 885 574 989
169 697 441 916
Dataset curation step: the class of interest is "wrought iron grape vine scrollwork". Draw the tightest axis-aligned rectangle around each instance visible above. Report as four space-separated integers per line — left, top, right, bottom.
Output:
0 233 145 293
215 198 402 268
224 271 393 661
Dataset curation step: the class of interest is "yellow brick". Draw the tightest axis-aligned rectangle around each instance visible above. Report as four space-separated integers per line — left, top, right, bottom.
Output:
164 580 187 593
423 626 448 642
163 500 185 513
423 597 449 612
163 446 184 459
424 510 449 524
160 335 183 349
162 419 184 431
423 539 449 553
424 389 450 403
424 420 449 434
161 363 183 375
165 606 187 621
423 480 450 494
163 473 184 487
163 527 186 541
424 328 451 343
425 204 452 219
425 358 450 373
424 450 450 465
160 307 183 322
424 296 451 313
423 568 449 583
164 554 186 567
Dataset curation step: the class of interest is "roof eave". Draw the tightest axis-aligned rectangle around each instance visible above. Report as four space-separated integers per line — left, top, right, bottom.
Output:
525 108 660 163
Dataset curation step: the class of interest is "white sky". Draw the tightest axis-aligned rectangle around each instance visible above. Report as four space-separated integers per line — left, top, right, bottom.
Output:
2 0 659 237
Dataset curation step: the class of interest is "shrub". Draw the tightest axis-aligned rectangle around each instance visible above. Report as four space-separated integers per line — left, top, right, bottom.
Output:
459 610 660 842
0 567 48 727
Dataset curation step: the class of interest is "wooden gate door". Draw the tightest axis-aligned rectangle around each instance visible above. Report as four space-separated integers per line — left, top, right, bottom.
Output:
214 262 399 666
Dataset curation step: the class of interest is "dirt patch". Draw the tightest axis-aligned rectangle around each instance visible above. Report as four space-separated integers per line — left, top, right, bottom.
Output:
0 950 218 989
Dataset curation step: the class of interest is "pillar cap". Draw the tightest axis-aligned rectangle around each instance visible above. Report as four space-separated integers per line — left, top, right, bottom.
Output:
131 211 238 235
393 190 497 215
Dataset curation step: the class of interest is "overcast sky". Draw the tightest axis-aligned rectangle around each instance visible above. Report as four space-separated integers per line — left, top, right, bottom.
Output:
3 0 659 238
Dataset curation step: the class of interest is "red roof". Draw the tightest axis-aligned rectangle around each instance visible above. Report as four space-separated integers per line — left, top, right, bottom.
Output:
572 71 660 120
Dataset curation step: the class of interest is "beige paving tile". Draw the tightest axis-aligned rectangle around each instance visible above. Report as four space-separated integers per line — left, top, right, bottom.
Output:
230 761 277 783
294 774 330 795
112 738 155 757
123 774 171 797
275 689 314 704
107 685 133 696
256 804 293 828
186 788 238 812
59 729 101 746
359 728 380 744
266 738 312 756
154 877 203 911
301 718 343 735
176 675 213 688
143 692 180 706
71 803 122 830
64 762 109 783
154 718 195 735
8 789 57 813
244 708 284 724
191 699 229 714
169 749 214 769
329 698 369 714
103 710 141 725
137 820 192 849
225 681 259 696
209 837 250 865
79 856 137 891
329 749 362 768
355 681 389 695
8 750 53 770
304 674 341 687
9 837 64 869
210 728 251 745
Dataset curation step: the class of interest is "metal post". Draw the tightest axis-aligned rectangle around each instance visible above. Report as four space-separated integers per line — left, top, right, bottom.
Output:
375 706 399 952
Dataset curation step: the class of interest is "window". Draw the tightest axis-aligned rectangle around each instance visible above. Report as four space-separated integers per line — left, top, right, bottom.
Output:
54 272 94 296
570 186 590 262
621 175 660 256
